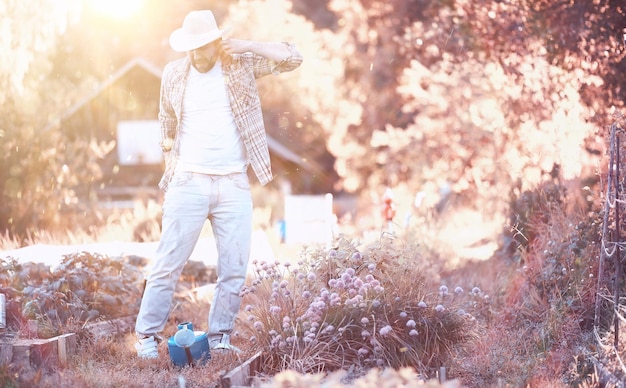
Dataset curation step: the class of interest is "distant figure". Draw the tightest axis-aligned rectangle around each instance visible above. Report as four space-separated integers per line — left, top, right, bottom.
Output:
134 10 303 359
381 188 396 232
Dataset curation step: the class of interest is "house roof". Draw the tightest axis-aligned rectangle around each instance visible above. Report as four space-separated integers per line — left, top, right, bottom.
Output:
43 57 162 132
45 57 320 173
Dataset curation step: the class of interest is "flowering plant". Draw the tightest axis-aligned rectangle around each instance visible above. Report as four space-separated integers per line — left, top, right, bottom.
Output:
240 234 482 378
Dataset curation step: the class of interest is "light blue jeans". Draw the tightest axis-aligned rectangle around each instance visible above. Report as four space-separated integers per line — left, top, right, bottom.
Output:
135 171 252 344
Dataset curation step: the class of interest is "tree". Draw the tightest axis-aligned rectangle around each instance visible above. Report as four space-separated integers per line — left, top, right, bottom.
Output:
296 0 622 221
0 0 84 236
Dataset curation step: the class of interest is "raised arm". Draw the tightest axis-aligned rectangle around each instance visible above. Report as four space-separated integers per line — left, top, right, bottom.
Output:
221 39 303 71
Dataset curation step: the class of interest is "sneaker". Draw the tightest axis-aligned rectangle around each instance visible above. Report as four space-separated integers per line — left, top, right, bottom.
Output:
210 334 241 353
212 342 242 353
135 336 159 359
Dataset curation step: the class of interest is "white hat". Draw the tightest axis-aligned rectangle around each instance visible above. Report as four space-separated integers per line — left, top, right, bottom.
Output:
169 10 231 52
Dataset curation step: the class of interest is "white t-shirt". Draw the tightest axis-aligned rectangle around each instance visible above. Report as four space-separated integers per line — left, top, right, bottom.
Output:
176 61 247 175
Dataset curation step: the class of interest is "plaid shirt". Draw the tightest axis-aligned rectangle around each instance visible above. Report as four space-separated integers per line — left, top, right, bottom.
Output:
158 43 303 191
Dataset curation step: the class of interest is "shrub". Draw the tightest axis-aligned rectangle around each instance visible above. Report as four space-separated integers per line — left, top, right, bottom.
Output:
240 234 481 379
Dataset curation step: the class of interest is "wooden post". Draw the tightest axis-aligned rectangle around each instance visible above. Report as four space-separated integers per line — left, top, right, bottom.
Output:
0 343 12 364
57 333 77 365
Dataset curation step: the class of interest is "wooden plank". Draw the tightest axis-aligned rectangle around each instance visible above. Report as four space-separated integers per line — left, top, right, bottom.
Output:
85 316 135 340
30 338 58 369
57 333 77 365
2 333 77 369
220 351 264 388
11 340 32 370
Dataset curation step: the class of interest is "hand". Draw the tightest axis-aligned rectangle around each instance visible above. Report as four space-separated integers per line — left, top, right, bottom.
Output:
220 39 251 55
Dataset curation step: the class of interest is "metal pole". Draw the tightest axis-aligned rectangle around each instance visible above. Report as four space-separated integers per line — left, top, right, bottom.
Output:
614 133 621 347
595 123 617 328
614 32 626 348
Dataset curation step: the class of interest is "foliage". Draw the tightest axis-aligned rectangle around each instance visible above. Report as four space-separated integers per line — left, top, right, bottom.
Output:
1 0 621 240
0 252 145 338
0 0 102 237
507 180 568 253
312 0 610 230
1 131 114 236
240 234 481 379
453 178 604 386
0 194 608 386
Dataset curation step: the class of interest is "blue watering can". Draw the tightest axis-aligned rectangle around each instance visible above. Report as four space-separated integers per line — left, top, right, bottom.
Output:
167 322 210 367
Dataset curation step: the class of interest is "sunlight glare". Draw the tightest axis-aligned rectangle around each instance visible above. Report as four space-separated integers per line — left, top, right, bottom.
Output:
87 0 144 20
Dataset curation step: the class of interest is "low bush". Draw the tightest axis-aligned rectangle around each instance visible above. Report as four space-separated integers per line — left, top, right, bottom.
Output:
0 252 145 338
240 234 483 380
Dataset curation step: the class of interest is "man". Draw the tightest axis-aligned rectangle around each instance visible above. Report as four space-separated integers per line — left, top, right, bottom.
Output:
134 9 303 359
